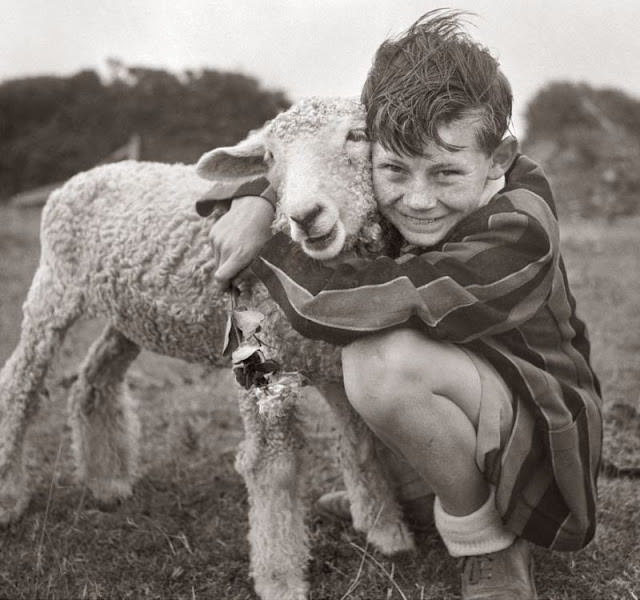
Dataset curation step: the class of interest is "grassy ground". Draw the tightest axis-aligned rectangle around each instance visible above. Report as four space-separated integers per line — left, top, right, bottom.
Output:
0 203 638 600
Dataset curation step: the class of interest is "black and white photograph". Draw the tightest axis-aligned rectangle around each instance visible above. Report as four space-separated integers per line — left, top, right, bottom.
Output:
0 1 638 598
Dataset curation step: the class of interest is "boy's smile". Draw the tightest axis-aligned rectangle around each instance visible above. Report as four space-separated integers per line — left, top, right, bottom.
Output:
372 115 515 248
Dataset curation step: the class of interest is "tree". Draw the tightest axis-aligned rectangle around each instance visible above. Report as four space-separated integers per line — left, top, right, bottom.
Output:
522 81 640 221
0 64 290 201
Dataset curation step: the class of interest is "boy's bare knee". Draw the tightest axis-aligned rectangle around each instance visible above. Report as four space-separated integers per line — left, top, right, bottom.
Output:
343 328 437 381
341 329 435 425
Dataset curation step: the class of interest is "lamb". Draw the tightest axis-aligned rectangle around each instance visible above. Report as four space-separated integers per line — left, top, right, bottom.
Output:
0 97 414 600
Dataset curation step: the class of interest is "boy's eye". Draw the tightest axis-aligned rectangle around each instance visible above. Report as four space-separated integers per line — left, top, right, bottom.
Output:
379 163 405 173
436 169 462 177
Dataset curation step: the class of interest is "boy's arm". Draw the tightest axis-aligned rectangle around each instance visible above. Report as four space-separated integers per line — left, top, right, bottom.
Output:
196 178 277 290
252 195 558 345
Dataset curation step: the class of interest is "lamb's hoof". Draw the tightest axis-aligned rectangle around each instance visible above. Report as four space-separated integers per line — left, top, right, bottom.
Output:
88 479 133 510
0 489 30 527
367 521 415 555
254 577 308 600
95 496 124 513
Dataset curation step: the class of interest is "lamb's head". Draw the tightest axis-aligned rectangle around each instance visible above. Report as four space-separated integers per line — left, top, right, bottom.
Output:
196 97 383 260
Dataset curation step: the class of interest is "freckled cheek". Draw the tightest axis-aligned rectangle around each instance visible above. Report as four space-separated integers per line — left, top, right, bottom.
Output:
438 183 481 212
372 175 403 208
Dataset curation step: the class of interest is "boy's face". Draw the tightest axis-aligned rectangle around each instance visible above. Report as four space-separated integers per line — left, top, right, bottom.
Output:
372 116 512 247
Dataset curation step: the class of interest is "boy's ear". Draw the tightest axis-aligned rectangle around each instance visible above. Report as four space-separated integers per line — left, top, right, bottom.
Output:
488 136 518 179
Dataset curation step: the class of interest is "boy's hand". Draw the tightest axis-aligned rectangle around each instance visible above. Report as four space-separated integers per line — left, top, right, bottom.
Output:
209 196 275 291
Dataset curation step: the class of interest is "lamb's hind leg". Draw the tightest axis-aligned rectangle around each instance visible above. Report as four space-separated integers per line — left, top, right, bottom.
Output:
318 383 415 554
68 325 141 507
0 264 83 525
235 380 309 600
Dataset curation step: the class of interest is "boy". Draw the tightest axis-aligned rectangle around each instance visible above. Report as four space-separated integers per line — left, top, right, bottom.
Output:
204 11 602 599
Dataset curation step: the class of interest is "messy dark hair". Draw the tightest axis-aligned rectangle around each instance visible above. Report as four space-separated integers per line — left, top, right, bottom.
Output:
361 9 513 155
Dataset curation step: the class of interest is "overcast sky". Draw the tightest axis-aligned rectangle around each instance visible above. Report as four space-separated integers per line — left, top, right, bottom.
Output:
2 0 639 137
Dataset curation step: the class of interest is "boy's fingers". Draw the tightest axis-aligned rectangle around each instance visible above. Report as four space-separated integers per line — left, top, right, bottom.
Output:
214 254 249 290
212 262 232 291
213 276 231 292
209 231 233 273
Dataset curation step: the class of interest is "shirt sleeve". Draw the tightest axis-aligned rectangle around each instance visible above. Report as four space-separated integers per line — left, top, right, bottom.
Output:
251 194 558 345
195 176 276 217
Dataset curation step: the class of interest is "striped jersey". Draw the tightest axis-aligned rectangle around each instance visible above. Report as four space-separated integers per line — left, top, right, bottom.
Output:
250 155 603 551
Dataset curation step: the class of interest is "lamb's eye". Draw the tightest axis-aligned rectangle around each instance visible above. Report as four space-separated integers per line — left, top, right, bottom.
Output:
263 150 274 165
346 128 368 143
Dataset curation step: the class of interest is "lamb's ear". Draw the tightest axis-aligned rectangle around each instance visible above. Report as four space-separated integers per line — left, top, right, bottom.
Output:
196 126 268 182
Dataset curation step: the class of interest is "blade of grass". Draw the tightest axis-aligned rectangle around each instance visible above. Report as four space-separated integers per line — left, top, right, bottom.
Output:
33 434 65 600
348 541 409 600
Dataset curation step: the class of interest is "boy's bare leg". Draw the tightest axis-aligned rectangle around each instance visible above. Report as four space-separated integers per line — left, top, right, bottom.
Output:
342 329 535 599
342 329 491 516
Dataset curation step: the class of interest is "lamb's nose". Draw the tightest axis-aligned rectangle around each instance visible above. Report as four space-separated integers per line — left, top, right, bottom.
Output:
290 205 323 234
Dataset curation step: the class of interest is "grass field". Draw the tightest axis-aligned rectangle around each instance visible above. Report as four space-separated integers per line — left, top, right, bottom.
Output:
0 202 638 599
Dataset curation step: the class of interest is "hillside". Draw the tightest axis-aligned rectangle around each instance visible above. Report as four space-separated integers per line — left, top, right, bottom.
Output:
522 82 640 221
0 63 290 202
3 71 639 221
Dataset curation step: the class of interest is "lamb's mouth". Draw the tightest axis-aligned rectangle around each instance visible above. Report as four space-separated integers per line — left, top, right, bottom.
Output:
304 227 338 250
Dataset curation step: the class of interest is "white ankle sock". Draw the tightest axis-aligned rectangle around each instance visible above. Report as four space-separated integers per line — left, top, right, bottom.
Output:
434 488 515 557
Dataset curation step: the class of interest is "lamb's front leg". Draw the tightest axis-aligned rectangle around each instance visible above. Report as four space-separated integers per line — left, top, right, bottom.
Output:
318 383 415 554
235 378 309 600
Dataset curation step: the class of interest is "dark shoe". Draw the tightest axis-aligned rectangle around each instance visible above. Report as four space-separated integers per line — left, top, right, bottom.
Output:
461 538 536 599
314 490 435 532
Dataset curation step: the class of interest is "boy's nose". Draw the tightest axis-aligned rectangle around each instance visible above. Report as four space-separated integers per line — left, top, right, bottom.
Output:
403 191 438 210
